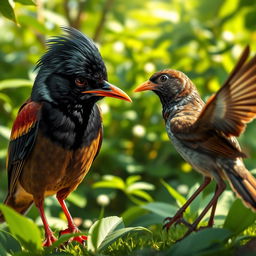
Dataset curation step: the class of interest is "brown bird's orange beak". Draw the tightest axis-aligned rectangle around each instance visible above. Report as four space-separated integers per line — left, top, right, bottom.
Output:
83 81 132 102
134 81 157 92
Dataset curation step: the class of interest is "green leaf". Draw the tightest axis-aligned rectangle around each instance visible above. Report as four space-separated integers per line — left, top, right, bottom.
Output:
121 206 147 225
169 228 232 256
0 126 11 140
223 199 256 234
161 179 187 207
126 181 155 192
14 0 35 5
0 0 16 23
0 79 32 90
0 204 42 252
0 230 21 254
87 216 124 252
126 175 141 186
142 202 177 218
129 190 153 202
66 192 87 208
98 226 151 252
93 175 125 190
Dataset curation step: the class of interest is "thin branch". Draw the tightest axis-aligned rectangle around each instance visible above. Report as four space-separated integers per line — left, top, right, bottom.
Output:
93 0 115 42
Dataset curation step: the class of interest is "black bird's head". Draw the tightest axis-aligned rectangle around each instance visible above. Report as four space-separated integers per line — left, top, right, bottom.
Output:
32 27 131 105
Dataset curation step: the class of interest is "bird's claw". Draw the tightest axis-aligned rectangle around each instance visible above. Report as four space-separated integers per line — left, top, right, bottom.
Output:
42 234 58 247
163 214 187 230
59 227 87 245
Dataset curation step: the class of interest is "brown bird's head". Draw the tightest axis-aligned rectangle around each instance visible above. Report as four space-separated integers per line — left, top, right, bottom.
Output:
134 69 197 107
32 27 131 105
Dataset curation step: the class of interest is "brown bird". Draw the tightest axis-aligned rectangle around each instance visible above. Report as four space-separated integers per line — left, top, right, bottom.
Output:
134 46 256 238
0 27 131 246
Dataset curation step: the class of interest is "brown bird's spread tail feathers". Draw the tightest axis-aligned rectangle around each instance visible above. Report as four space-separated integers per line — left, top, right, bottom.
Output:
0 194 33 223
225 168 256 210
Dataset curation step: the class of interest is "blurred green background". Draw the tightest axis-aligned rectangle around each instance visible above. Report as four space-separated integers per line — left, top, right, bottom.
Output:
1 0 256 234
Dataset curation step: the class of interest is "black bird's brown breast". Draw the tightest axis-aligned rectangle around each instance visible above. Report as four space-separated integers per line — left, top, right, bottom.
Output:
20 129 102 198
19 102 103 199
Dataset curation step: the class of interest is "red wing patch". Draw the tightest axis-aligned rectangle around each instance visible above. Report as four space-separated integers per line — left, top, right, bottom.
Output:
11 101 42 140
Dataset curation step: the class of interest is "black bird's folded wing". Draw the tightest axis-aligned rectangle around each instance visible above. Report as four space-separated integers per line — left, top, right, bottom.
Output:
6 100 41 194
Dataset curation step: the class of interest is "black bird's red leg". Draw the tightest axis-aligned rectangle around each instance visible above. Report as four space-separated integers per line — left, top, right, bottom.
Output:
163 177 212 230
57 194 87 244
36 200 57 246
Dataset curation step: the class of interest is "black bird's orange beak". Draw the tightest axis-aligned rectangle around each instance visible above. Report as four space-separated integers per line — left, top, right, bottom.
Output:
134 81 157 92
82 81 132 102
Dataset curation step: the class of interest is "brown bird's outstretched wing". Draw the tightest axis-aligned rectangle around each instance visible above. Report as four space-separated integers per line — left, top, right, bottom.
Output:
195 46 256 137
171 46 256 159
6 99 42 195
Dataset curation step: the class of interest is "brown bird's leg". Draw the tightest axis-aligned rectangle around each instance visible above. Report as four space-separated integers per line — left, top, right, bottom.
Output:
181 181 226 239
57 193 87 244
163 177 211 230
206 185 218 228
36 200 57 247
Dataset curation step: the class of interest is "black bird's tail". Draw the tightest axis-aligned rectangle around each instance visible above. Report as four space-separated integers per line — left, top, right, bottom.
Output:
225 166 256 210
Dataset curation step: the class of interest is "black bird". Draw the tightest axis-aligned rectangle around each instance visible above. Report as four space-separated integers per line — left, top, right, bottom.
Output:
0 27 131 246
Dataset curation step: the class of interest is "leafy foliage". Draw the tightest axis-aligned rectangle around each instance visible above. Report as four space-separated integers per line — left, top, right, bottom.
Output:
1 0 256 255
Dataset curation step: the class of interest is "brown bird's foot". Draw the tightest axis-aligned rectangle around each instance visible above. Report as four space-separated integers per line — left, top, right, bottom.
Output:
59 226 87 245
43 232 58 247
174 218 193 228
163 214 187 230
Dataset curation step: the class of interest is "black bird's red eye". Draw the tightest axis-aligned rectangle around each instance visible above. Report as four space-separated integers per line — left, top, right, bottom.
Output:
75 77 87 87
159 75 168 83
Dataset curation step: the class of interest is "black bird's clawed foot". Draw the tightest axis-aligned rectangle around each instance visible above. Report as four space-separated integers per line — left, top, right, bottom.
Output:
59 227 87 245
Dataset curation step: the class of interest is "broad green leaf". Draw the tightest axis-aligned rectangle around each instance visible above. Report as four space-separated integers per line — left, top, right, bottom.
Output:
223 199 256 234
0 230 21 254
87 216 124 252
0 79 32 90
98 226 151 252
0 204 42 252
142 202 177 218
161 179 187 206
169 228 232 256
14 0 35 5
0 0 16 23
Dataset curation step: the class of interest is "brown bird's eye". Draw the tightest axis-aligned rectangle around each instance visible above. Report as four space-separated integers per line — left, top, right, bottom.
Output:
159 75 168 83
75 77 87 87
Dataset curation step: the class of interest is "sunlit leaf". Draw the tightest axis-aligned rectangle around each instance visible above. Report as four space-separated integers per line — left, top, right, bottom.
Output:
14 0 35 5
129 189 153 202
161 179 187 207
126 181 155 192
87 216 124 252
0 79 32 90
0 0 16 23
93 175 125 190
0 204 42 252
